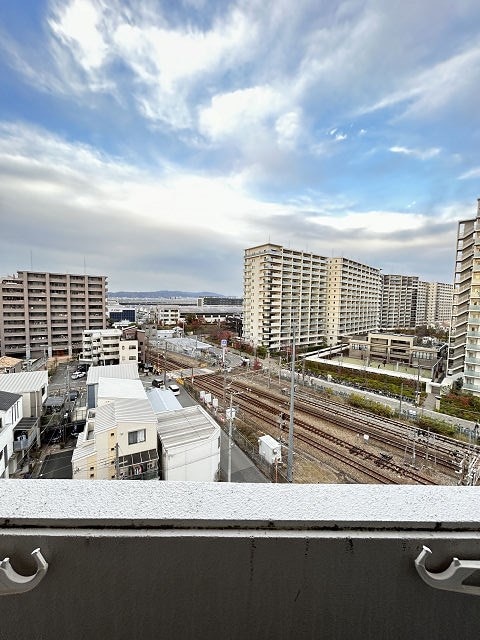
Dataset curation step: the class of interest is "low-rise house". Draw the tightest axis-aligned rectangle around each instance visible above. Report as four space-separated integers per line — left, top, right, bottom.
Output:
0 391 23 478
72 376 158 480
156 405 220 481
0 371 47 465
86 363 139 409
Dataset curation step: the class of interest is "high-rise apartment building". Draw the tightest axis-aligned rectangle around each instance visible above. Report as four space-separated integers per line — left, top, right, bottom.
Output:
450 200 480 393
243 245 380 349
243 244 328 351
380 276 453 329
244 244 453 351
325 258 381 344
0 271 107 358
380 275 419 329
429 282 454 325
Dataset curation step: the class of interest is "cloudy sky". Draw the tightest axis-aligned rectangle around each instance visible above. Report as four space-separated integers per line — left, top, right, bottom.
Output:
1 0 479 295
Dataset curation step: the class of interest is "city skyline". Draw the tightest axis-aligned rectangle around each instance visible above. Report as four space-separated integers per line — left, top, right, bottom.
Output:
1 1 480 294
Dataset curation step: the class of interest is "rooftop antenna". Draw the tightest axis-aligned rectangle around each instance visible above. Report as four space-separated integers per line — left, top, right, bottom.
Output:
84 256 86 275
30 250 33 271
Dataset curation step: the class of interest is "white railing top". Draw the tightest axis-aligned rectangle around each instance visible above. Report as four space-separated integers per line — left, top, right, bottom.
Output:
1 481 479 531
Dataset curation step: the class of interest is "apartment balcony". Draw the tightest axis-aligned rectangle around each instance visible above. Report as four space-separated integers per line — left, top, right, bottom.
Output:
13 421 38 452
2 482 479 639
462 381 480 394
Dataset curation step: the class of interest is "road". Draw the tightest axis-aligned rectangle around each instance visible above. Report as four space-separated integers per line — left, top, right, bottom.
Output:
38 449 73 479
220 430 268 483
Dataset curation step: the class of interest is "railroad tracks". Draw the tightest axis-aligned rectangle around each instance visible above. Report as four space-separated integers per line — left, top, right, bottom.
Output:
190 374 436 485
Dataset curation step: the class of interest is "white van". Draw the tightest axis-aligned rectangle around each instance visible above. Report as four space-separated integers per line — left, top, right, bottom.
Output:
169 384 180 396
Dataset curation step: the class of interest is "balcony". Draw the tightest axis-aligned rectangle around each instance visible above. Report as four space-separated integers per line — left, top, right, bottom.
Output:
0 482 479 639
13 420 38 451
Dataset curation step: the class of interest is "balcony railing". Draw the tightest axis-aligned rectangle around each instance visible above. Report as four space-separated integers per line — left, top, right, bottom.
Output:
0 482 479 639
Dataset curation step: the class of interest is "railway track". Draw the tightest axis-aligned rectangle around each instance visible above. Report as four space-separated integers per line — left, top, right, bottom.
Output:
191 374 437 485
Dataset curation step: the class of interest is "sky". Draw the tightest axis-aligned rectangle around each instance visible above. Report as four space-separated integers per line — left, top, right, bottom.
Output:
1 0 479 295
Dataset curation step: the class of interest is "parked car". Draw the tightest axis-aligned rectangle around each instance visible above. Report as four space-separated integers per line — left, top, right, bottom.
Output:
169 384 180 396
69 390 79 401
71 371 86 380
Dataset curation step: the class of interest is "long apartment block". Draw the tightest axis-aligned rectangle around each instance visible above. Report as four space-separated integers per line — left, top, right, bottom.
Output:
450 199 480 393
243 245 381 349
381 276 453 329
0 271 107 358
244 244 453 350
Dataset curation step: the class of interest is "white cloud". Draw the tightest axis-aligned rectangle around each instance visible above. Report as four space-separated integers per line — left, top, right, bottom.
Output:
389 146 441 160
275 111 302 149
359 44 480 120
48 0 108 71
199 86 286 141
458 167 480 180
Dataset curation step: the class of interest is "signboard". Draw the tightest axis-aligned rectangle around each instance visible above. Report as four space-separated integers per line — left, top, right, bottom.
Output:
221 339 228 348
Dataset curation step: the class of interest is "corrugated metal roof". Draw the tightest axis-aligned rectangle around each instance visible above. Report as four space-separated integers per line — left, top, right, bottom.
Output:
0 390 22 411
156 405 219 451
71 438 96 462
147 388 182 414
94 402 117 432
113 398 157 424
0 371 48 394
86 363 139 385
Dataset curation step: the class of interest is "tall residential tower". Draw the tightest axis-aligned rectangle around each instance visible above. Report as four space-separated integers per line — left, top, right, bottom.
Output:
449 200 480 393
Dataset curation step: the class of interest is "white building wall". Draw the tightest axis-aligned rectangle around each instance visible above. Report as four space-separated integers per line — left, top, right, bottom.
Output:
243 244 327 350
450 201 480 394
0 396 22 478
163 435 220 481
119 340 138 364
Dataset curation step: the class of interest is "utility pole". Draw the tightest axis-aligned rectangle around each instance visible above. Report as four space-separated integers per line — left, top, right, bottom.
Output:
115 442 120 479
163 340 168 386
287 322 296 483
228 391 233 482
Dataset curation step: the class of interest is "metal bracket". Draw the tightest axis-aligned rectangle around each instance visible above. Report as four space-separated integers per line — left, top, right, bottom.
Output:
0 548 48 595
415 545 480 596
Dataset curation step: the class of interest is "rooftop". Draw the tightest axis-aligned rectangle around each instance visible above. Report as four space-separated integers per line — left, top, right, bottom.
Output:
0 370 48 394
86 363 139 384
157 405 219 451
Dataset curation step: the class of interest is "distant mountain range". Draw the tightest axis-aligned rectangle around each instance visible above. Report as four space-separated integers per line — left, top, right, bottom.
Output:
109 290 224 299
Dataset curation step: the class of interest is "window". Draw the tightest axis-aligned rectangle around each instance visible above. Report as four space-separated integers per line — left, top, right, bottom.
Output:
128 429 146 445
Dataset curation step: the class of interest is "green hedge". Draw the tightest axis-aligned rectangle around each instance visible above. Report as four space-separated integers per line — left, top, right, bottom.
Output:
348 393 395 418
413 415 458 438
304 360 422 400
439 392 480 422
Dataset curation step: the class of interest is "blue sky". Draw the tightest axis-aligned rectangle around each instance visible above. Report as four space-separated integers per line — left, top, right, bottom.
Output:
1 0 479 295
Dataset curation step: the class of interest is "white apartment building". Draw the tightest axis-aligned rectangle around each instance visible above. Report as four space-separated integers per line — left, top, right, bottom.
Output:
243 244 328 350
81 329 138 366
0 391 22 478
72 377 158 480
243 245 381 349
0 271 107 358
428 282 454 326
450 200 480 393
381 276 453 329
380 275 419 329
325 258 381 344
